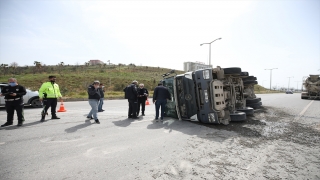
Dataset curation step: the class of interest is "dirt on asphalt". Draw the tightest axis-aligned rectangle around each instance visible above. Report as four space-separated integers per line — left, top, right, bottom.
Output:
144 106 320 180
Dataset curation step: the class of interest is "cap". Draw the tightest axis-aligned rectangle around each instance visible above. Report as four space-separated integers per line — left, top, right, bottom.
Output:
93 80 100 84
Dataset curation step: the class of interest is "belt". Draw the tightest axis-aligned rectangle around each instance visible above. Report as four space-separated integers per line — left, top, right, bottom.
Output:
5 98 20 101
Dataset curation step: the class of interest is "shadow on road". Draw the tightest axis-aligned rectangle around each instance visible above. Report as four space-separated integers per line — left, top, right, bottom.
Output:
112 118 134 127
65 120 92 133
0 120 43 130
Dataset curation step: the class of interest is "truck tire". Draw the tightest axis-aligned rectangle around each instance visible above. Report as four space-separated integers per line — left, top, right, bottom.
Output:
230 111 246 121
246 98 261 104
240 72 249 76
237 107 254 116
243 80 258 85
223 67 242 75
247 101 262 109
243 76 257 81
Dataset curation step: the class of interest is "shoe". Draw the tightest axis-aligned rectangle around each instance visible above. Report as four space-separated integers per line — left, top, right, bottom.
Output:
128 115 133 118
40 116 45 122
1 122 13 127
87 116 93 119
142 113 145 116
95 119 100 124
102 110 105 111
51 116 60 119
17 121 23 126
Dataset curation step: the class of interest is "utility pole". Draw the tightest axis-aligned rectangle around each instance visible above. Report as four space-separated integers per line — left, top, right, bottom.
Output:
264 68 278 91
287 76 294 90
200 38 222 66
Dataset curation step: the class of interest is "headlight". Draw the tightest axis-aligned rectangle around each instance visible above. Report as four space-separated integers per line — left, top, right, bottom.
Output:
203 70 210 79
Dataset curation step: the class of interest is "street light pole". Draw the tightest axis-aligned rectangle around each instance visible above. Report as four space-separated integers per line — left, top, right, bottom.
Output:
287 76 294 90
200 38 222 66
295 81 300 91
264 68 278 91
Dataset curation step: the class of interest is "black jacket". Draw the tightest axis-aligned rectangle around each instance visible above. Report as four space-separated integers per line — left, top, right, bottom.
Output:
98 87 104 98
1 85 27 102
87 85 101 100
153 85 171 102
138 88 149 101
124 83 138 101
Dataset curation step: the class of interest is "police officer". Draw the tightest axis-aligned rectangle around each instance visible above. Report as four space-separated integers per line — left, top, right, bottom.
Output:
124 80 139 119
137 83 149 116
1 78 27 127
39 75 62 122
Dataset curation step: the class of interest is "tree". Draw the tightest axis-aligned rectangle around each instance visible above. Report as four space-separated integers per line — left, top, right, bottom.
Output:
10 62 18 75
33 61 42 74
272 86 277 91
57 62 64 76
1 63 9 75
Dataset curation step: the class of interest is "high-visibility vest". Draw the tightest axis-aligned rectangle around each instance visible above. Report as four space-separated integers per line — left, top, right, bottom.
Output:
39 82 62 98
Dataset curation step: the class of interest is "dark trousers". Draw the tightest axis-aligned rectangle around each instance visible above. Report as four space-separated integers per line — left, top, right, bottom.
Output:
155 99 167 119
128 99 138 117
41 98 58 116
137 99 146 115
5 100 24 123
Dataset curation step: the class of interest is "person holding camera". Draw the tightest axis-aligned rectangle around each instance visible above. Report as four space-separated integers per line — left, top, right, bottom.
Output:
137 83 149 116
1 78 27 127
87 80 101 124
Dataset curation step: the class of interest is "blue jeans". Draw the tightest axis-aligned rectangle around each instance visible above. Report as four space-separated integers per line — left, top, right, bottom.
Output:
98 98 104 111
155 99 167 119
88 99 99 120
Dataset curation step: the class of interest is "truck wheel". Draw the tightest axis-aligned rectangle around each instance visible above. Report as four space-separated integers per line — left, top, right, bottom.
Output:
237 107 254 116
240 72 249 76
242 76 257 81
246 98 261 104
247 101 262 109
243 80 258 85
30 97 42 108
223 67 241 75
230 111 246 121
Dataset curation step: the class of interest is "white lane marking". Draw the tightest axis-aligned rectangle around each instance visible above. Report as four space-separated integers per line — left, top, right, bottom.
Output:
0 142 5 145
295 100 314 121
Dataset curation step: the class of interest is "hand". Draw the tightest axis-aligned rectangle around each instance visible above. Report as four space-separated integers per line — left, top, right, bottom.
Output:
153 100 156 104
10 93 17 96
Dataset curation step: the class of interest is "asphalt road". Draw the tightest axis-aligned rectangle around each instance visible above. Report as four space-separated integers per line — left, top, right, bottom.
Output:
0 94 319 180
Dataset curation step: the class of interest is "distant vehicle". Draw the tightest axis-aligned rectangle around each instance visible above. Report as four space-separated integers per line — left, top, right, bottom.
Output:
0 82 42 108
286 90 293 94
301 75 320 99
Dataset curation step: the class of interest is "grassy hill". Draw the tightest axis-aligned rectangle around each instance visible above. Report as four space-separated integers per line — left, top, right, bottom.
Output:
0 64 184 99
1 64 276 99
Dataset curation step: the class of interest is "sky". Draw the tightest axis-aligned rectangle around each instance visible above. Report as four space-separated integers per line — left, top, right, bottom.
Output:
0 0 319 89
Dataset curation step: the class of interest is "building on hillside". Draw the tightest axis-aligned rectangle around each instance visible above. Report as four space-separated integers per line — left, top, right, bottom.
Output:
183 61 212 72
89 60 104 65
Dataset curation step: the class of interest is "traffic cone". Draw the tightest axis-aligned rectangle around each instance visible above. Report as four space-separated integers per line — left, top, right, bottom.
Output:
146 99 150 105
57 101 67 112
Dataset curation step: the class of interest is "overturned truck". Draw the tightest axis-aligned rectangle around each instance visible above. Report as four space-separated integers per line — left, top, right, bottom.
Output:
162 66 262 125
301 75 320 100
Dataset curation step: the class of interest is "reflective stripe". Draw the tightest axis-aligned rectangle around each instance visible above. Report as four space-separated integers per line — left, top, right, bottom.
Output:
5 98 21 101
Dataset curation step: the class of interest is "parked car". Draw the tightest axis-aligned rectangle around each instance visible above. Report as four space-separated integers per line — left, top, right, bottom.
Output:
0 82 42 108
286 90 293 94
